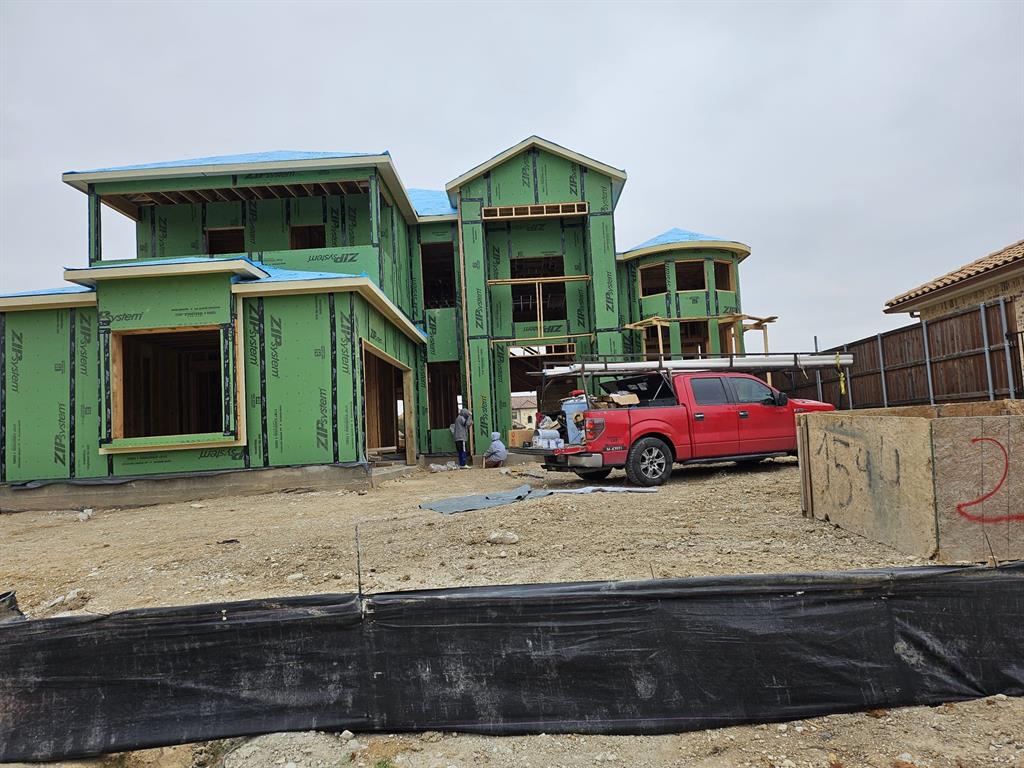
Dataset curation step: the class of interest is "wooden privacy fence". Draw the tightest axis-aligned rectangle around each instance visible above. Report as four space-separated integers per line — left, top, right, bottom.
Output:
780 299 1023 408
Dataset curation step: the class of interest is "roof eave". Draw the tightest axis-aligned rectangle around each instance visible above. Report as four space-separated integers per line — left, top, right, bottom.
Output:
63 258 268 287
617 240 751 263
61 154 392 192
232 276 426 343
63 154 423 226
0 291 97 312
884 259 1024 314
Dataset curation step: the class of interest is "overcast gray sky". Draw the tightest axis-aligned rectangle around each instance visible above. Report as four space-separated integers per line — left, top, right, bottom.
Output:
1 0 1021 350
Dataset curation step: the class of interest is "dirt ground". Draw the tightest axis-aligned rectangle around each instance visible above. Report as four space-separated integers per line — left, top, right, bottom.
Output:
3 459 1021 767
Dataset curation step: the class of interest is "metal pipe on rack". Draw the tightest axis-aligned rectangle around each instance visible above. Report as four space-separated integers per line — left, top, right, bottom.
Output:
541 354 854 378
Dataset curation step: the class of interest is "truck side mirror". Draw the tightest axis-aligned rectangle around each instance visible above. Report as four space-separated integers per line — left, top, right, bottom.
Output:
775 392 789 406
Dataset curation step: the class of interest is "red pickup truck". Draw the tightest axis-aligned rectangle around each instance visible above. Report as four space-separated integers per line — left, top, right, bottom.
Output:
524 371 835 486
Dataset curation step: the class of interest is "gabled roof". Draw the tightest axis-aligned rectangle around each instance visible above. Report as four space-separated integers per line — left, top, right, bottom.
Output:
618 227 751 261
885 238 1024 313
407 188 458 218
445 136 627 209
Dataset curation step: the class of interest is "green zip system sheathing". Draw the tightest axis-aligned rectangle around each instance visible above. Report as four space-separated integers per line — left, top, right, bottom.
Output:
1 288 421 482
1 309 104 483
3 138 757 480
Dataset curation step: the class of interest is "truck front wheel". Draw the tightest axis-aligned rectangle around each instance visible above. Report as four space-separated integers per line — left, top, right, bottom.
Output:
574 468 612 481
626 437 673 486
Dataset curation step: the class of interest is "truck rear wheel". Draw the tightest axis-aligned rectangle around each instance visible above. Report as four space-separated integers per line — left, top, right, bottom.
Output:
626 437 672 486
574 468 612 481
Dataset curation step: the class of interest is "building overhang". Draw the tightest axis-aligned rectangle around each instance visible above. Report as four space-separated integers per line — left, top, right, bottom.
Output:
0 289 97 312
617 240 751 263
62 153 425 225
64 258 268 287
231 275 427 344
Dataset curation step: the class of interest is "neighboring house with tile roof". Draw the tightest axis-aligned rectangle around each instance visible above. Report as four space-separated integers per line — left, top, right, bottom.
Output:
885 238 1024 322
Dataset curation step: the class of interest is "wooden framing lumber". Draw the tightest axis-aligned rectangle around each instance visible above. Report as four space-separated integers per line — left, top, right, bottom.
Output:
362 339 416 466
481 202 588 222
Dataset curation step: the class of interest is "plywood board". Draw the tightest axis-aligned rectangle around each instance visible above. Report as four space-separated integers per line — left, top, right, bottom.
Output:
804 413 938 557
932 415 1024 562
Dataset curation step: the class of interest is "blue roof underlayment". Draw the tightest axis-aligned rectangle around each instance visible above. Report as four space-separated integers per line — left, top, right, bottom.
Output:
407 188 458 217
244 265 366 283
66 255 264 271
623 227 733 254
0 284 95 299
61 256 369 285
65 150 384 175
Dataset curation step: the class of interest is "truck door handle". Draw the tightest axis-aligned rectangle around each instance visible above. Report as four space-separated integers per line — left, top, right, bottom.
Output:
739 410 749 419
694 413 704 421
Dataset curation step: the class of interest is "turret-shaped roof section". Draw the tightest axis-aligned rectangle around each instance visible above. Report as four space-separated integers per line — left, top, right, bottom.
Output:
618 227 751 261
445 136 627 209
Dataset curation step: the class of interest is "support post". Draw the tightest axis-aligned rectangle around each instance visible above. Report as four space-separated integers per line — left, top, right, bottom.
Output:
844 344 853 410
998 297 1017 399
87 185 102 265
922 320 935 405
813 335 823 402
980 303 995 400
876 333 888 408
762 326 772 386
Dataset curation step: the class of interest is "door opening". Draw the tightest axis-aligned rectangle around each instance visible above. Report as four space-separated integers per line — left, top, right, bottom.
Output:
363 344 415 464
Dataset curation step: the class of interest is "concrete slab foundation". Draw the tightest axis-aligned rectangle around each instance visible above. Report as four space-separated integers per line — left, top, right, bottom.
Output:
0 463 419 513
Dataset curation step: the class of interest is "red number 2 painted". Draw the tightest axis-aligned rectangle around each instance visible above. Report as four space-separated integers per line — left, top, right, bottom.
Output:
956 437 1023 523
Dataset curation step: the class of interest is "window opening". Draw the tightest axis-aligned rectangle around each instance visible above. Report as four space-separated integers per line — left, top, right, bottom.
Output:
714 261 734 291
427 361 461 430
639 264 668 297
290 224 326 250
120 329 223 438
511 256 566 323
421 243 456 309
207 228 245 255
674 261 705 291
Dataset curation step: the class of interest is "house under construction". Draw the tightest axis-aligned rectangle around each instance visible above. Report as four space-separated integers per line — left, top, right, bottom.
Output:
0 137 758 483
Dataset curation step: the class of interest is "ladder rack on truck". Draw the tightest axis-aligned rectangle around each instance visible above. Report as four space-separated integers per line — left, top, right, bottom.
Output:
527 351 854 412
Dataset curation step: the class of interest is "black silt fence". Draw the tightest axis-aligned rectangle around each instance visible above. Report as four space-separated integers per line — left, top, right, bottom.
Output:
2 562 1023 761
